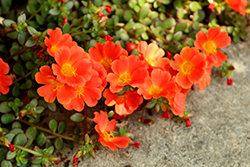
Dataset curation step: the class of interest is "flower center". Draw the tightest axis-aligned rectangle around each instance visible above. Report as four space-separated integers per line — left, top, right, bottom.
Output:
203 40 217 54
61 63 77 77
102 131 114 141
181 61 194 75
51 80 63 92
76 87 84 97
51 45 60 54
119 72 132 84
101 58 112 71
149 86 162 95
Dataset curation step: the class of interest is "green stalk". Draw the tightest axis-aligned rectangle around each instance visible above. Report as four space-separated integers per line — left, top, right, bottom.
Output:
19 119 75 142
4 47 29 61
70 17 84 28
14 145 43 157
27 3 47 21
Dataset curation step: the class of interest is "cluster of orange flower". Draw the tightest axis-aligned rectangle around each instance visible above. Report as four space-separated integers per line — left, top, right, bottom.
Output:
33 26 231 151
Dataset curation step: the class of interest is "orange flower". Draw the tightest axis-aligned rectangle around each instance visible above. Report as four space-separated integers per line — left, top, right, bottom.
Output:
35 65 77 105
170 47 206 89
137 69 176 100
91 59 107 89
0 58 12 95
107 55 148 93
103 88 143 115
88 41 128 73
44 27 77 57
196 61 213 91
169 93 186 117
225 0 247 16
63 70 103 111
194 27 231 67
138 41 170 69
52 46 92 87
94 111 130 151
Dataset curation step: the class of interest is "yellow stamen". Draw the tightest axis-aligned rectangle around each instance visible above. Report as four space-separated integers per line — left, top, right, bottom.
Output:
76 87 84 97
148 86 162 95
203 40 217 54
61 63 77 77
51 80 63 92
181 61 194 75
102 131 114 141
51 45 60 54
101 58 112 71
119 72 132 84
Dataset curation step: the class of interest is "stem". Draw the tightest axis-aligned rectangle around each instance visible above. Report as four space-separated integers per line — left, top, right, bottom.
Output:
71 31 86 37
70 17 84 28
83 108 88 140
18 119 75 142
12 65 40 84
14 145 43 157
4 47 29 61
27 3 46 21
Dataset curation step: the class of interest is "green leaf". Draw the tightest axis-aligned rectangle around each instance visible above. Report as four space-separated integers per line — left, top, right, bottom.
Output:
139 6 149 20
177 8 187 19
174 0 183 9
46 139 53 148
25 38 37 47
48 8 60 15
163 18 176 29
65 1 74 10
27 5 36 14
47 102 56 112
0 160 13 167
63 22 70 33
26 61 36 70
18 14 26 24
174 22 187 32
17 31 26 45
26 126 37 138
13 64 25 76
13 133 27 146
12 83 21 98
193 10 205 22
173 31 183 41
24 136 34 148
35 15 45 25
0 102 12 113
47 146 54 154
6 151 16 160
3 19 15 28
31 157 42 164
49 119 58 133
36 133 46 146
1 113 15 124
27 26 37 35
58 121 66 134
146 101 156 108
26 80 33 89
36 106 44 114
0 148 8 161
12 122 22 128
124 10 132 21
4 133 16 142
70 113 84 122
190 2 202 12
10 128 24 135
55 137 63 150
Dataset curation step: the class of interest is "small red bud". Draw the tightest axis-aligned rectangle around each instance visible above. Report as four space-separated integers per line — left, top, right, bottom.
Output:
73 155 78 164
105 5 112 14
104 35 114 41
98 12 105 18
161 110 170 119
227 78 233 85
36 53 45 59
131 142 140 149
208 4 215 12
184 118 192 127
54 160 61 165
166 51 172 59
61 17 68 26
8 144 15 151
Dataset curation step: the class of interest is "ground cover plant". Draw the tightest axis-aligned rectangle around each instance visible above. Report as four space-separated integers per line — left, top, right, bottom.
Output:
0 0 248 166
